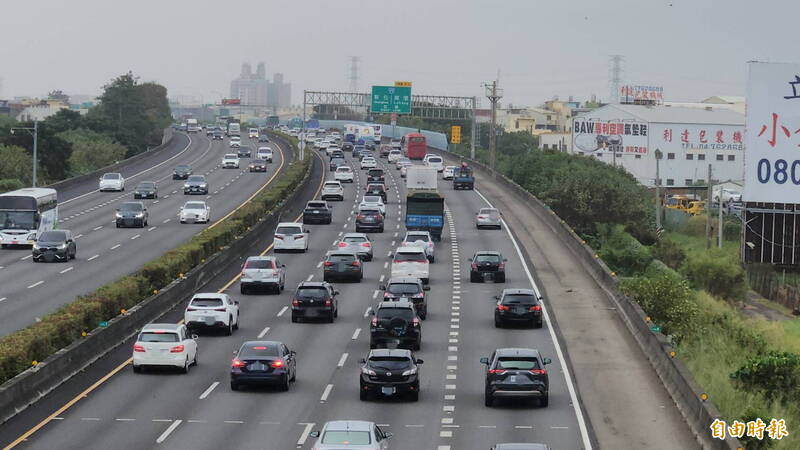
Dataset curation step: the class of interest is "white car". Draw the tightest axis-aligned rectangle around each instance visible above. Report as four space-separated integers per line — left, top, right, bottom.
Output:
257 147 274 162
425 155 444 172
184 293 239 334
309 420 392 450
360 157 378 170
402 231 435 262
273 222 309 252
240 255 286 294
318 140 330 151
334 166 355 183
396 157 411 170
222 154 240 168
713 187 742 205
422 154 434 163
391 246 430 284
249 128 259 139
359 195 386 216
388 150 403 163
99 173 125 191
229 136 241 148
132 323 197 373
442 166 456 180
180 201 211 224
321 180 345 201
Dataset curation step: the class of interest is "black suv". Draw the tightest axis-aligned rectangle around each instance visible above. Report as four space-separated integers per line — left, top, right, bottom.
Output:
323 251 363 282
381 277 429 319
367 168 385 183
173 164 192 179
481 348 551 407
303 200 333 224
365 183 387 202
330 157 345 171
291 282 339 323
133 181 158 199
359 349 423 401
494 289 543 328
342 142 354 152
355 208 384 233
32 230 76 262
258 134 270 143
115 202 148 228
213 130 223 140
369 301 422 350
329 150 345 160
469 251 507 282
237 146 252 158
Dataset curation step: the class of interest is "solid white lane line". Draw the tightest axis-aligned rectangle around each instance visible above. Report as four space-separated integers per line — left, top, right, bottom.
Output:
296 423 316 447
257 326 270 338
148 226 157 231
93 226 103 231
111 244 121 250
306 274 313 281
383 262 388 269
156 419 182 444
59 267 73 274
27 281 44 289
87 254 99 261
199 381 219 399
131 234 141 240
277 306 288 317
320 384 334 402
351 328 361 340
337 352 348 368
20 255 31 261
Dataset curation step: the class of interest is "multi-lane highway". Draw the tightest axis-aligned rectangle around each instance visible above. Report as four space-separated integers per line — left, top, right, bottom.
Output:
0 132 289 337
0 145 591 449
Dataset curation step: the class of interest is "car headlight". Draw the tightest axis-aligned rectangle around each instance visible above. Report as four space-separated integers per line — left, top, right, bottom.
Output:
200 183 207 188
361 367 376 376
135 213 144 218
402 367 418 376
115 212 123 218
57 243 67 249
33 243 40 250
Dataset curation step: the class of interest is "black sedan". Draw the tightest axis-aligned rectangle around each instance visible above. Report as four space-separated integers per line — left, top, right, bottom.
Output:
32 230 76 262
291 282 339 323
133 181 158 199
230 340 296 391
469 251 507 282
237 147 252 158
249 159 268 172
494 289 543 328
258 135 270 142
342 142 354 152
303 200 333 224
115 202 149 228
359 349 423 401
172 164 192 179
481 348 550 407
212 130 224 140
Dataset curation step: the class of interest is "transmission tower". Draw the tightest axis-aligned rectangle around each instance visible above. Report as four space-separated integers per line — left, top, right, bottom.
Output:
609 55 624 103
348 56 360 92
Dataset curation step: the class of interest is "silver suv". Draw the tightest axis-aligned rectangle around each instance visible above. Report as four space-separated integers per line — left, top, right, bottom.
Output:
240 256 286 294
309 420 392 449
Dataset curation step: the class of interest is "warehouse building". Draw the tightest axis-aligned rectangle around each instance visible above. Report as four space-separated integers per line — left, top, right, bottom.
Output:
571 104 745 187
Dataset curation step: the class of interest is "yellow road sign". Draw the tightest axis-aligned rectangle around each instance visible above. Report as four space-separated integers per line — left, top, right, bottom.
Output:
451 125 462 144
394 81 412 87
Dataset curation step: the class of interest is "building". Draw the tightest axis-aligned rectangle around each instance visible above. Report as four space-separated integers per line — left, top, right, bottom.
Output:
267 72 291 109
229 63 292 109
498 107 558 135
539 132 572 152
0 100 10 117
15 99 69 121
664 95 745 114
571 104 745 187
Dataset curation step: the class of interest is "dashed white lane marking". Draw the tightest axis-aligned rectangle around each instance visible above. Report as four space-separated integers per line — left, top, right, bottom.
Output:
224 420 244 424
0 297 6 302
440 431 453 437
163 219 171 223
60 266 73 274
297 423 316 447
115 418 136 422
383 262 389 269
306 274 314 281
276 306 288 317
111 244 121 250
80 417 100 421
131 234 141 240
27 281 44 289
363 307 371 318
148 226 157 231
87 254 99 261
199 381 219 399
351 328 361 340
257 326 270 339
337 352 348 368
320 384 334 402
316 261 323 268
20 255 31 261
515 425 533 429
372 290 379 299
156 419 182 444
93 226 103 231
74 234 83 239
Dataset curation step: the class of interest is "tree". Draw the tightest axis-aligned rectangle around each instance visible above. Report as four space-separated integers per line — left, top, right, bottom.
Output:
59 129 127 176
0 145 33 186
44 109 84 134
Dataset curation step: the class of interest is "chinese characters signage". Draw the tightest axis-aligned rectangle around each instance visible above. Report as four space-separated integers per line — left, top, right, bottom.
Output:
620 85 664 105
744 62 800 203
652 124 743 151
371 85 412 114
572 118 649 154
710 418 789 441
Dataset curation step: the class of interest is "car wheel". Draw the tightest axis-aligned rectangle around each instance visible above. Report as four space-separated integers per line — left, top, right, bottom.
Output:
495 318 503 328
193 352 198 366
226 319 233 336
132 364 142 373
328 311 335 323
420 309 427 320
240 285 248 295
290 367 296 382
181 358 190 374
535 319 543 329
230 381 240 391
485 392 494 407
497 275 506 283
470 273 479 282
379 226 384 232
233 316 239 330
429 255 435 263
360 389 369 401
414 340 421 351
280 375 290 392
369 341 376 349
540 394 549 407
291 314 298 323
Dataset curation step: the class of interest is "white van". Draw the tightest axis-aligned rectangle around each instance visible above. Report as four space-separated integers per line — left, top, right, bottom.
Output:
391 247 430 284
273 222 309 253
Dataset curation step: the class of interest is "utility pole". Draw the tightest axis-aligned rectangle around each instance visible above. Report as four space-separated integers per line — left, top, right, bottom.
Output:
485 80 503 177
705 164 713 249
470 96 477 160
10 119 38 187
718 185 724 248
609 55 624 104
654 149 662 231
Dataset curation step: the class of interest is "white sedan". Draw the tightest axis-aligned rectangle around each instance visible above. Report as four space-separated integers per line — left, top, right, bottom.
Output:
180 201 211 224
360 157 378 170
229 136 241 148
257 147 273 162
334 166 355 183
184 293 239 335
132 323 197 373
442 166 456 180
222 154 240 168
99 173 125 191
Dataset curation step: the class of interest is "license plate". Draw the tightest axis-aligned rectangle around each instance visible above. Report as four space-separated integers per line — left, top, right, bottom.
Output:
381 386 395 396
313 211 319 214
510 375 517 382
203 316 215 324
251 362 267 371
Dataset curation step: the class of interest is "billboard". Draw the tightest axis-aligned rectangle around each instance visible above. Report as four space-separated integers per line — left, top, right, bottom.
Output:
371 86 412 114
651 123 744 151
572 118 649 154
620 85 664 104
221 98 241 105
743 62 800 203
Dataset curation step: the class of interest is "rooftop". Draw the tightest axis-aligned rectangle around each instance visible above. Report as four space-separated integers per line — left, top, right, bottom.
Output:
603 104 744 125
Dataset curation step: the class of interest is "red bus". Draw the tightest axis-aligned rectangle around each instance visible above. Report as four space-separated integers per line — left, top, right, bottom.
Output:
402 133 427 160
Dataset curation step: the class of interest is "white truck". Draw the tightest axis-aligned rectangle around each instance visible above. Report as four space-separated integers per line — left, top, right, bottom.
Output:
227 122 241 137
371 124 382 144
405 167 438 191
186 118 200 133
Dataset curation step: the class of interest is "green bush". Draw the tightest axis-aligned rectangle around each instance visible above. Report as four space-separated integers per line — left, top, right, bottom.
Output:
684 214 708 238
731 351 800 406
723 217 741 242
0 178 24 194
651 238 686 270
682 249 747 301
597 224 653 276
619 272 698 343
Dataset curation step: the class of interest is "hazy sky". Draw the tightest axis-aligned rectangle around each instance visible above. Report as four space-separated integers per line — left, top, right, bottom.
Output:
1 0 797 107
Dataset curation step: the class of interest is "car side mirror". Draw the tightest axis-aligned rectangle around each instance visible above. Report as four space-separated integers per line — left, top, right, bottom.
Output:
290 350 296 356
309 431 320 438
388 253 393 258
480 357 489 365
379 284 386 290
416 359 424 364
368 308 375 316
503 258 508 262
384 432 393 439
359 358 366 364
234 300 239 305
543 357 552 365
282 264 286 268
423 286 430 291
468 257 473 261
305 229 310 233
333 290 340 296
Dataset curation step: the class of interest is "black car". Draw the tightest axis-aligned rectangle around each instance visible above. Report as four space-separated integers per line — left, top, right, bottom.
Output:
303 200 333 224
381 277 429 319
183 175 209 195
32 230 76 262
364 141 376 151
495 289 543 328
481 348 551 407
205 126 216 136
329 150 345 160
342 142 354 152
323 251 363 282
365 183 387 202
369 301 422 350
359 349 423 401
249 159 268 172
367 168 385 183
212 130 224 140
330 157 346 171
355 208 384 233
173 164 192 179
133 181 158 199
353 145 365 158
115 202 148 228
359 151 374 161
258 135 270 142
237 147 252 158
469 251 507 282
230 340 296 391
291 281 339 323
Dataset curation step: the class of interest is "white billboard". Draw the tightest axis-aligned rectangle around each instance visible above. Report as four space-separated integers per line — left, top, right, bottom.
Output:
744 62 800 203
572 118 649 155
650 123 744 152
620 85 664 104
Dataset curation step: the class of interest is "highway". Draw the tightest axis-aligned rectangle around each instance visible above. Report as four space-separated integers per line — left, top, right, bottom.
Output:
0 132 289 337
0 146 590 449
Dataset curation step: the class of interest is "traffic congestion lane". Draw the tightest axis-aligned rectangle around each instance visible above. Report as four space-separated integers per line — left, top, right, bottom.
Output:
0 136 287 336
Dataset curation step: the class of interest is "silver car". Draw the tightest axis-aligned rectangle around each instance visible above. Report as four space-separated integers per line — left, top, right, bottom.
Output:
337 232 374 261
309 420 392 449
476 207 502 229
179 201 210 224
240 256 286 294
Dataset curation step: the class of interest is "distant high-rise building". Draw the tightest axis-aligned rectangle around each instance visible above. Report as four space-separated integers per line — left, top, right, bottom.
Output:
268 72 292 109
230 62 268 106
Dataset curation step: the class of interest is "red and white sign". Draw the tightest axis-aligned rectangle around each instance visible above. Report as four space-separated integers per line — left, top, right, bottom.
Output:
652 124 743 151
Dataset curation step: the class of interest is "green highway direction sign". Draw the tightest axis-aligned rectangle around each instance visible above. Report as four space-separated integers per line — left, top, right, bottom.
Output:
371 86 412 114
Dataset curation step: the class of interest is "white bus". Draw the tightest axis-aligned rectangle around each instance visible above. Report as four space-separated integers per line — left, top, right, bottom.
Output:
371 124 383 143
0 188 58 247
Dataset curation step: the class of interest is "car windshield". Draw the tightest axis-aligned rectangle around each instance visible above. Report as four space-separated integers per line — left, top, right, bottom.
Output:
239 344 279 358
321 431 371 445
328 254 356 263
120 203 143 212
190 297 224 307
176 165 190 171
406 234 430 242
137 183 155 189
503 294 536 305
38 231 66 242
368 356 412 370
296 287 327 299
187 176 204 182
394 251 426 262
0 211 35 230
102 173 120 180
497 357 540 370
184 203 205 210
475 254 500 263
244 259 274 269
388 283 421 295
377 307 415 321
139 332 179 343
276 226 301 234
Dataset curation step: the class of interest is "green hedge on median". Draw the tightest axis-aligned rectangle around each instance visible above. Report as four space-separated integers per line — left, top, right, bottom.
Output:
0 133 309 384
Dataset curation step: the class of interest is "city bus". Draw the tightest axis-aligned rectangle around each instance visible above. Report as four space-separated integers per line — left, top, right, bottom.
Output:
0 188 58 247
402 132 427 160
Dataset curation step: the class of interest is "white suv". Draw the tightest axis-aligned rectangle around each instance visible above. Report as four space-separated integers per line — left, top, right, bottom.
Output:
249 128 259 139
257 147 273 162
222 154 240 168
99 173 125 191
334 166 354 183
184 293 239 335
240 255 286 294
388 150 403 163
425 155 444 172
229 136 241 148
274 222 309 252
321 181 345 201
402 231 435 262
391 246 430 284
132 323 197 374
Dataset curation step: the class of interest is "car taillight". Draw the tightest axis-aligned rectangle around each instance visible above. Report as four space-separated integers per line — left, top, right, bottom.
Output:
471 263 477 269
133 344 145 352
214 307 226 312
338 242 348 247
186 307 197 312
489 369 506 375
324 299 332 306
530 305 542 312
170 345 185 353
497 304 510 311
499 262 505 269
384 292 392 297
232 359 246 368
413 292 424 298
324 261 334 266
292 299 300 306
293 234 305 239
530 369 547 375
477 215 487 219
412 317 420 327
270 360 284 368
371 317 378 326
357 215 364 220
351 260 361 267
360 242 371 247
274 234 284 240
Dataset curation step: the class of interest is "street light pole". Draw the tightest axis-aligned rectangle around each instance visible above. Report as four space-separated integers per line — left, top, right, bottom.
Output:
654 149 662 231
485 80 503 178
11 118 38 187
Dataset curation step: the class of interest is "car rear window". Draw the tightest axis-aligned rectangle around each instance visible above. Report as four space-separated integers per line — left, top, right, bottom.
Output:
367 184 384 191
496 357 540 370
368 356 412 370
480 208 498 215
252 159 266 164
296 287 328 299
343 236 367 243
307 202 326 208
103 173 120 179
190 297 224 307
38 231 66 241
239 344 280 358
324 182 340 188
377 307 415 321
321 431 371 445
394 251 427 262
276 226 301 234
176 165 190 170
428 157 442 163
502 294 536 305
328 254 356 263
139 332 179 343
336 167 351 172
363 196 381 203
185 203 205 209
475 254 501 263
387 283 421 295
368 169 384 175
406 234 430 242
245 259 274 269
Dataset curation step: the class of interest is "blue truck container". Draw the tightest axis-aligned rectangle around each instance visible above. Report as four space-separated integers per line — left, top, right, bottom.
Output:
405 192 444 240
